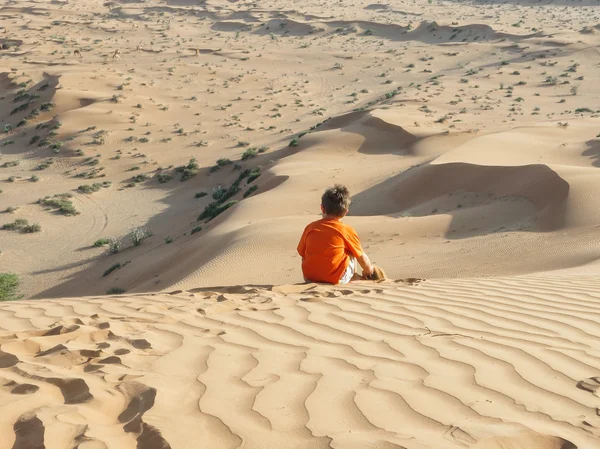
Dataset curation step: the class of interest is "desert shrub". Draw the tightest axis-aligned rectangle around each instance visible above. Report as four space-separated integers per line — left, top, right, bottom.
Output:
36 159 54 170
289 138 299 147
212 185 226 201
129 226 151 246
165 236 173 244
243 185 258 198
40 102 55 111
216 158 232 167
0 273 20 301
30 175 39 182
157 173 173 183
247 168 261 183
241 147 258 161
106 287 126 295
176 158 200 181
10 103 29 115
195 192 207 199
22 223 41 233
94 238 109 247
78 183 102 193
103 263 121 277
3 219 29 231
191 226 202 234
198 200 238 222
131 174 150 183
39 194 78 215
108 237 123 254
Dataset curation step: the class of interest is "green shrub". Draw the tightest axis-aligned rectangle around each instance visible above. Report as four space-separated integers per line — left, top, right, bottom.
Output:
247 168 261 183
40 102 55 111
165 236 173 244
103 263 122 277
243 185 258 198
289 138 299 147
78 183 102 193
241 148 258 161
3 219 29 231
195 192 207 199
216 158 232 167
94 238 109 247
131 174 150 183
22 223 41 233
0 273 20 301
157 173 173 183
39 194 78 215
198 200 238 222
106 287 126 295
176 158 200 181
212 185 226 201
191 226 202 234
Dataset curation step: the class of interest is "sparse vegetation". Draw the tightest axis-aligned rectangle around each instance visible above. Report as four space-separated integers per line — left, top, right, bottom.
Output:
103 263 122 277
106 287 126 295
176 158 200 181
129 226 152 246
78 182 111 194
38 194 78 215
0 273 20 301
94 238 109 247
22 223 41 233
244 185 258 198
198 200 238 222
108 237 123 254
157 172 173 183
241 147 258 161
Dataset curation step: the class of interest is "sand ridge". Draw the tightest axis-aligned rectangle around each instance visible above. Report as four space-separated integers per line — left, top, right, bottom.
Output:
1 0 600 296
1 276 600 448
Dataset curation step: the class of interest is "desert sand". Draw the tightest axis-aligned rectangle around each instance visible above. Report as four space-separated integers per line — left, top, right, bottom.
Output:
2 0 600 447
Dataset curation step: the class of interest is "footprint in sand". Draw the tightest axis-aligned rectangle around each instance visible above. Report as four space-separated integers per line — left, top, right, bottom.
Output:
395 278 425 286
576 377 600 395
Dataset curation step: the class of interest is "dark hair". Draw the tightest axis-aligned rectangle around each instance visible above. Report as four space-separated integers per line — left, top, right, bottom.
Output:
322 184 350 217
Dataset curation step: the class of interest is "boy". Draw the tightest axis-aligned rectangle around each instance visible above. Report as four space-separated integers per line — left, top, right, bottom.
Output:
297 184 374 284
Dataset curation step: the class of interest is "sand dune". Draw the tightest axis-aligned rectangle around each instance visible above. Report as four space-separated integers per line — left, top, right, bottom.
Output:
2 0 600 447
1 277 600 449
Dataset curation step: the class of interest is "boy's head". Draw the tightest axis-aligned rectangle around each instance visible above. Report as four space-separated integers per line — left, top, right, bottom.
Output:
321 184 350 218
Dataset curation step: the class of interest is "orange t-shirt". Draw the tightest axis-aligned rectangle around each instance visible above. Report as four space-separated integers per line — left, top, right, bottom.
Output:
297 218 364 284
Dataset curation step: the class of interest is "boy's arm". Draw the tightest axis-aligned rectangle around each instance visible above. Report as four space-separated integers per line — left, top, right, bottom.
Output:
357 253 374 277
297 227 308 258
345 226 373 276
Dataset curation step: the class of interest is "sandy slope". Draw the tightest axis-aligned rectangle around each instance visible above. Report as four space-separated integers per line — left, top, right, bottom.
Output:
2 276 600 449
1 0 600 296
2 1 600 447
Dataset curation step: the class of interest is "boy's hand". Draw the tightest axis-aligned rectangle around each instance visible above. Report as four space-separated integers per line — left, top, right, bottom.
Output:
363 265 374 277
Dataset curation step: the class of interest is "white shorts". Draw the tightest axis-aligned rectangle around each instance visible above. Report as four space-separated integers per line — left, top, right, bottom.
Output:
338 256 356 285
